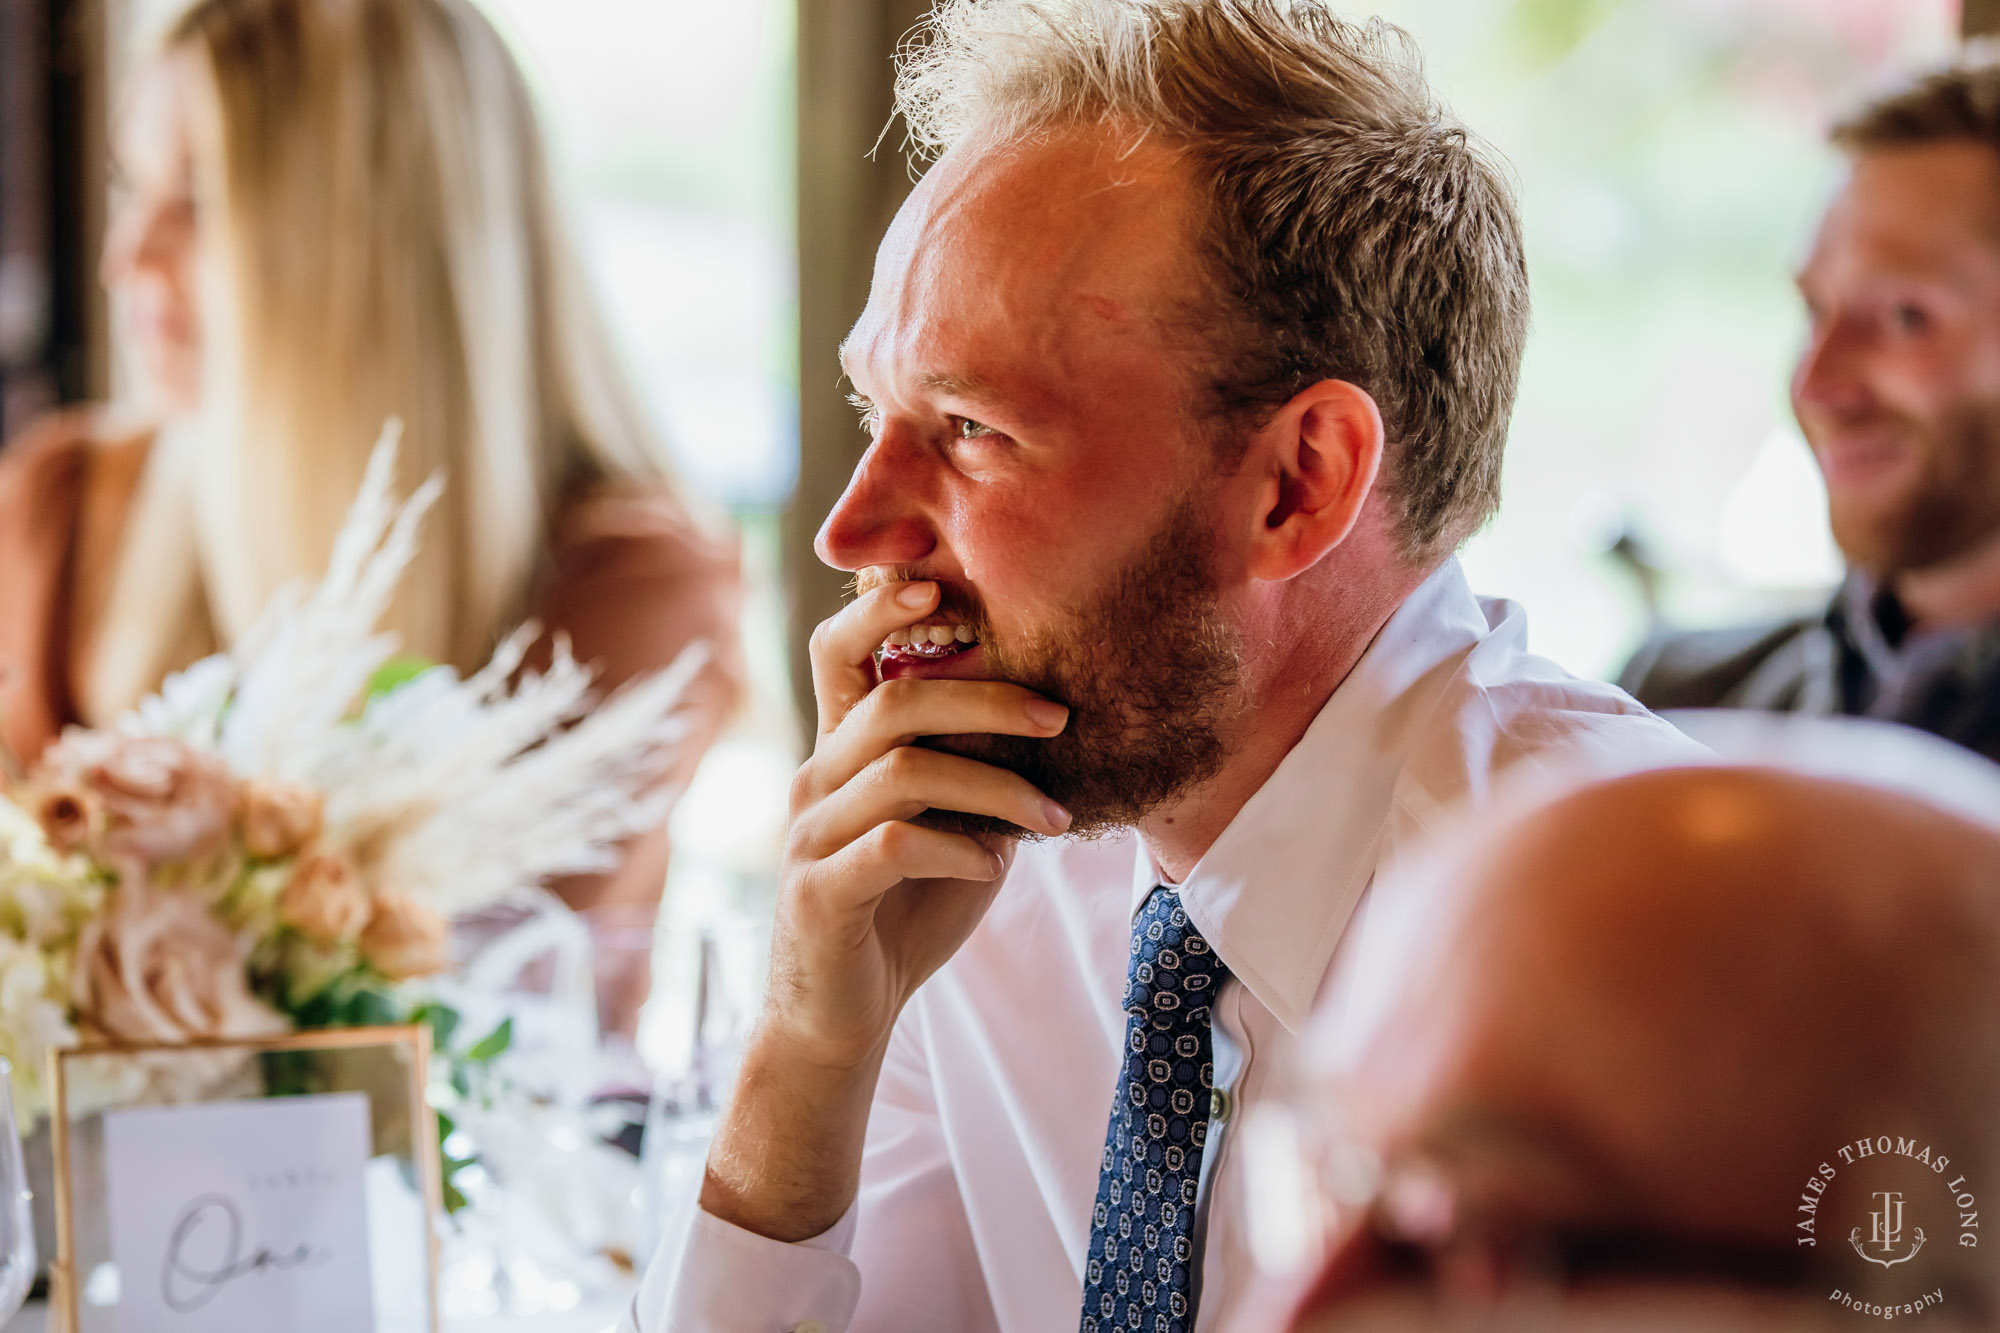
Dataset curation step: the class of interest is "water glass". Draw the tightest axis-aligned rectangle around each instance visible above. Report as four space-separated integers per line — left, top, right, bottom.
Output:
0 1059 36 1322
634 913 764 1264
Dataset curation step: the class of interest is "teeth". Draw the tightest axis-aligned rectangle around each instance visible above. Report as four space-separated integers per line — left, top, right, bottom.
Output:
882 623 981 655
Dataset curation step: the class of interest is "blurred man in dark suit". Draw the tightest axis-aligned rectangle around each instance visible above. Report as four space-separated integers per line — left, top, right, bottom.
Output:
1621 50 2000 763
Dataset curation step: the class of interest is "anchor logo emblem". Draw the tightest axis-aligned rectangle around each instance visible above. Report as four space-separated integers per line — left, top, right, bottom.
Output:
1849 1191 1926 1268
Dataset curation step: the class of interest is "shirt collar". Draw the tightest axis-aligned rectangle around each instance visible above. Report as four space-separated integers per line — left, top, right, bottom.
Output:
1129 559 1494 1033
1835 571 1992 711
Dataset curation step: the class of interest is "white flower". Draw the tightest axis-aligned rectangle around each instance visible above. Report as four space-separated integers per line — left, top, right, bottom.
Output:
0 799 60 871
0 935 77 1125
119 425 703 921
0 795 102 942
0 795 98 1122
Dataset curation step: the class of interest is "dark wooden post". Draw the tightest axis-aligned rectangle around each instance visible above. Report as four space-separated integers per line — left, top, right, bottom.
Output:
0 0 55 436
0 0 106 443
785 0 931 727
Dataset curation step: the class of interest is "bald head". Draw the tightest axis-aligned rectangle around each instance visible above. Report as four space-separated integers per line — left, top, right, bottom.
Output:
1280 767 2000 1330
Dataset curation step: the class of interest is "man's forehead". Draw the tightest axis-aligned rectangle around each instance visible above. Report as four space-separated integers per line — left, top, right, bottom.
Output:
1809 141 2000 281
844 127 1205 388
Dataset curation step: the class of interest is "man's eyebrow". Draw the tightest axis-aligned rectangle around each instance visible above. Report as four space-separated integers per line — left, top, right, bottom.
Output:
832 349 998 404
916 370 993 398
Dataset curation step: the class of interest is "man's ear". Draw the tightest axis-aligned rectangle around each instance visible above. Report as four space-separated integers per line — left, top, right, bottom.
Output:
1244 379 1385 582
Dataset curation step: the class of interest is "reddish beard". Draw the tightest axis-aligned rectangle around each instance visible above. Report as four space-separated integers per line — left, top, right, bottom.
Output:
866 494 1243 841
1817 400 2000 576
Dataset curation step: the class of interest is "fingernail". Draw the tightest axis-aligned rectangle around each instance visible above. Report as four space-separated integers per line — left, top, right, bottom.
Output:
988 851 1006 878
1025 699 1069 731
896 582 937 609
1043 800 1072 832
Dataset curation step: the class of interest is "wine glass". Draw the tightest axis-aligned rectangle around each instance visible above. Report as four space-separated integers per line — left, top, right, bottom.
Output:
0 1058 36 1323
634 911 764 1264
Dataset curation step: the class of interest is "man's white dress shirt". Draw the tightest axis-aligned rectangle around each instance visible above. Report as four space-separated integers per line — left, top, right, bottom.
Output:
626 560 1705 1333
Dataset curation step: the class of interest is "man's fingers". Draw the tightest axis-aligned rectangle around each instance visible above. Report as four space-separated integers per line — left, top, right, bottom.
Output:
805 821 1006 907
808 678 1070 792
801 746 1072 853
809 581 939 735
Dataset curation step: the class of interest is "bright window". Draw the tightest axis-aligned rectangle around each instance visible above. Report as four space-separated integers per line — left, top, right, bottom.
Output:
471 0 797 513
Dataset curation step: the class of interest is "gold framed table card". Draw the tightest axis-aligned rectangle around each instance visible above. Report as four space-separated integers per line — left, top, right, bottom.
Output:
46 1025 442 1333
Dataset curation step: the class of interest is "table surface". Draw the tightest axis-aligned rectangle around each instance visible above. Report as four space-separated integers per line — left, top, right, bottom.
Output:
9 1297 630 1332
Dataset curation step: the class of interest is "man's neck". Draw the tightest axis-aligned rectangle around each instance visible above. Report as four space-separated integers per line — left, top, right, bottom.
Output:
1890 526 2000 632
1136 563 1430 883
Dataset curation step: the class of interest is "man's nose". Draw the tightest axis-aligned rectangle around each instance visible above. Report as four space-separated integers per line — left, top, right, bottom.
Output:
1792 317 1871 421
813 431 938 572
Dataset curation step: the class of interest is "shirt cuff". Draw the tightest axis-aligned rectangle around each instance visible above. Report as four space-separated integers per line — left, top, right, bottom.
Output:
624 1203 862 1333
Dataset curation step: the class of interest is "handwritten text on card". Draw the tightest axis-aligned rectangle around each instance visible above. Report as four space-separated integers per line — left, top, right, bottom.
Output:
103 1093 376 1333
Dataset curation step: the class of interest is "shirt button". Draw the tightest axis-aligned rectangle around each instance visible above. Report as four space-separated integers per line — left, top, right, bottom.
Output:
1210 1087 1233 1124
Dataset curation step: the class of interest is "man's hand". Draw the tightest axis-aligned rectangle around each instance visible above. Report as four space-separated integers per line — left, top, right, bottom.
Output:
700 580 1070 1241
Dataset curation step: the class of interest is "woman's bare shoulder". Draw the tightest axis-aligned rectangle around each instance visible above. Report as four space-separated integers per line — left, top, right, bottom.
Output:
0 407 151 490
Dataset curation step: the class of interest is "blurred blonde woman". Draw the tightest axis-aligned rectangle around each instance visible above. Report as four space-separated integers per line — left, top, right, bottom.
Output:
0 0 744 1028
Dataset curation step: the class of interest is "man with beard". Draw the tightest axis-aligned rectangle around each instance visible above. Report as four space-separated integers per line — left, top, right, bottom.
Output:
626 3 1697 1331
1621 50 2000 762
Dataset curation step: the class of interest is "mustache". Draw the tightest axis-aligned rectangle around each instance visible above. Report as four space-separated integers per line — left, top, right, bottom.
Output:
1798 404 1919 435
851 566 990 629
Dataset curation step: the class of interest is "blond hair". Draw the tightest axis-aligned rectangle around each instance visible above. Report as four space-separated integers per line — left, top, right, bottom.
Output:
896 0 1529 563
90 0 679 719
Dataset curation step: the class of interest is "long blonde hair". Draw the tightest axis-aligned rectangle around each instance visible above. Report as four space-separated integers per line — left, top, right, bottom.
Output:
90 0 679 719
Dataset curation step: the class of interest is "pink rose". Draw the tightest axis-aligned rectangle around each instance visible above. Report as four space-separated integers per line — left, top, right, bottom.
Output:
239 780 324 860
70 879 287 1045
27 782 100 854
42 732 239 867
279 851 371 944
360 894 451 980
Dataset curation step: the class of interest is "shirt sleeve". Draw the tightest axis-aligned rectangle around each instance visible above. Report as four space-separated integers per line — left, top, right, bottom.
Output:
619 1203 862 1333
623 1002 999 1333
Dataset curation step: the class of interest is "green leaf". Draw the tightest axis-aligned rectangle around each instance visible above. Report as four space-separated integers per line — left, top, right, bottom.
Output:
363 654 440 703
414 1003 461 1052
349 988 403 1029
434 1108 476 1213
466 1017 513 1064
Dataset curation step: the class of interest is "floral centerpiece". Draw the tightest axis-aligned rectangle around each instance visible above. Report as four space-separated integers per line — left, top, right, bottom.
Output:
0 427 703 1143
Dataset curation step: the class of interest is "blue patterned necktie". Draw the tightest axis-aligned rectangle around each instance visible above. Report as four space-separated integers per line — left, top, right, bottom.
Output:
1080 887 1232 1333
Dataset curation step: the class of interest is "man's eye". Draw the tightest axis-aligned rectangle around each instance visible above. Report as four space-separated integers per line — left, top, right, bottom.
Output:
957 418 998 440
1890 303 1931 335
